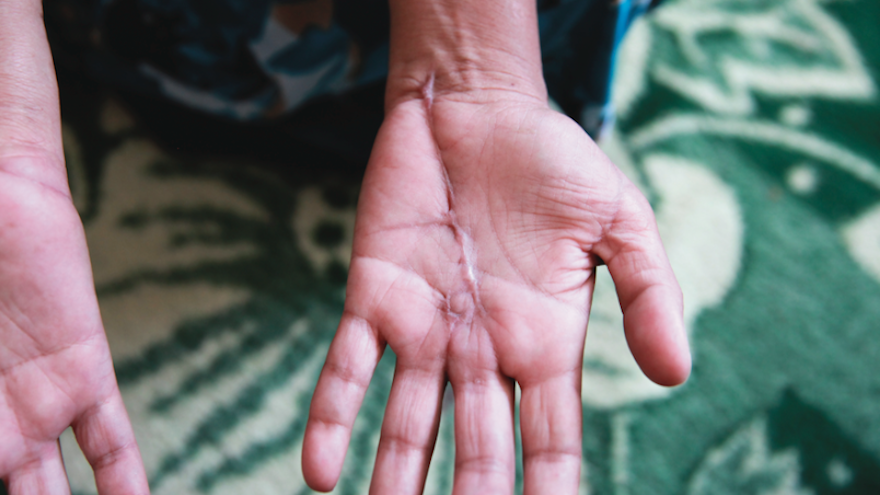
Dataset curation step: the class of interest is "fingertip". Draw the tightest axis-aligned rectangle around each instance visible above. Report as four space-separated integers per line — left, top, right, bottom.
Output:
663 351 692 387
622 286 691 387
642 336 691 387
302 420 348 493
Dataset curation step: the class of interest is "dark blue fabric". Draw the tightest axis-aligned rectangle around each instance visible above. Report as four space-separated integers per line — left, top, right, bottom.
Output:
44 0 659 135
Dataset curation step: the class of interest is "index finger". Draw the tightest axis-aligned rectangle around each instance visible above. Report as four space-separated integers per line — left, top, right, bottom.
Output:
302 312 385 492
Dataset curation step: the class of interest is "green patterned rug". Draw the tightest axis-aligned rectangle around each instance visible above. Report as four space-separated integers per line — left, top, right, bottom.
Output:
46 0 880 493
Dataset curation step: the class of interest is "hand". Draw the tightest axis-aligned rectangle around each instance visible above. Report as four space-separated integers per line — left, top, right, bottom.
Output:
302 90 691 494
0 0 149 492
0 174 149 494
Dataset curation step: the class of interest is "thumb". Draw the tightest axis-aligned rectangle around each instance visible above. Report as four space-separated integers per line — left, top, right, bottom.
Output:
0 0 67 193
594 180 691 386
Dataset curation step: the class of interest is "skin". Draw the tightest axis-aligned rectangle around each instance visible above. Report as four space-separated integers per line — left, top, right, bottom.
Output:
0 0 689 493
0 0 150 493
302 0 691 493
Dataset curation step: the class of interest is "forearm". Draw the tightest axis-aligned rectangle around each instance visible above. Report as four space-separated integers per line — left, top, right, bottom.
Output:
0 0 67 194
386 0 547 108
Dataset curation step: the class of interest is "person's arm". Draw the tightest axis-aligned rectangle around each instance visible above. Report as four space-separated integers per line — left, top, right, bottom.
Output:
0 0 65 188
382 0 546 108
303 0 690 493
0 0 149 492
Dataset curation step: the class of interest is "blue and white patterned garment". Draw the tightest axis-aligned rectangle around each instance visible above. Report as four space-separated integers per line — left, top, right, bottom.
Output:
44 0 660 136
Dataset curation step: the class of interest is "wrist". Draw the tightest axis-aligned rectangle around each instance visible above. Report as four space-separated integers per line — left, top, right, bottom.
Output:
385 0 547 110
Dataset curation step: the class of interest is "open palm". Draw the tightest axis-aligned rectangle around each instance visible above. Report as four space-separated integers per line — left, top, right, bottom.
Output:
303 96 691 494
0 1 149 490
0 174 148 493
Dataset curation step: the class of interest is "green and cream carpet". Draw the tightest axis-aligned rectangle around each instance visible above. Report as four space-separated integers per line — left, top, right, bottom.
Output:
31 0 880 493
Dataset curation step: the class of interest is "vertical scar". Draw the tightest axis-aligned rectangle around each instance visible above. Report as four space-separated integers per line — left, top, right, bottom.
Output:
421 72 435 111
420 71 482 325
452 216 479 294
445 211 482 325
